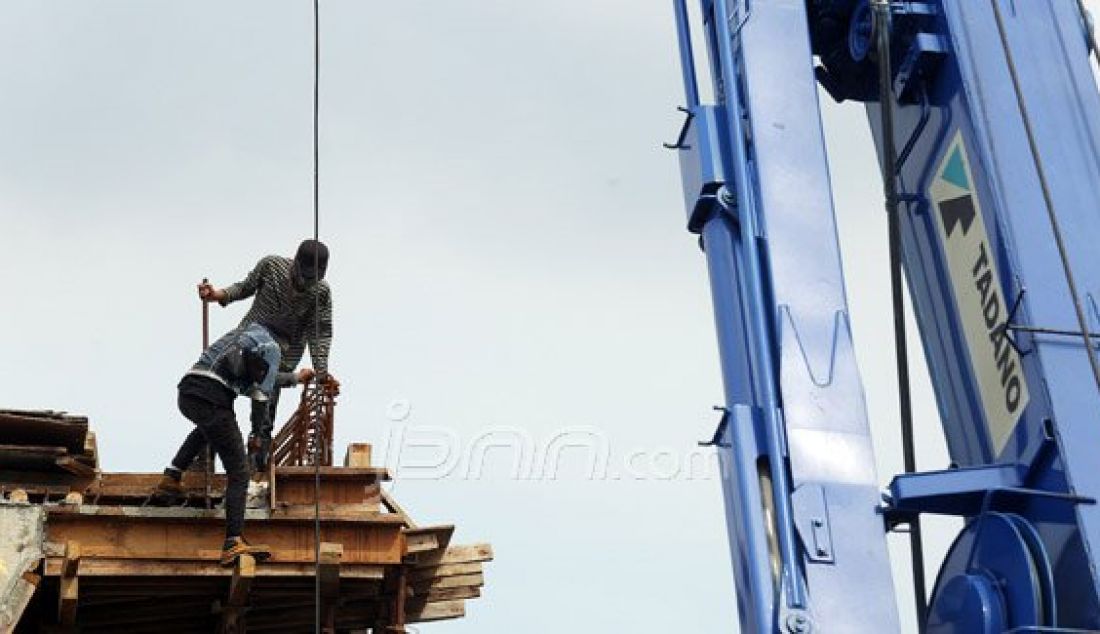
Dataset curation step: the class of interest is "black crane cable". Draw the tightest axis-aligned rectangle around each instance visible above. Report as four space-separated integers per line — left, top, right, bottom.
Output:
989 0 1100 394
311 0 322 632
1076 0 1100 72
872 0 928 624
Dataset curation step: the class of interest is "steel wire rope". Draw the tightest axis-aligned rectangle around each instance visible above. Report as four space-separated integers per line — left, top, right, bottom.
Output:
989 0 1100 394
310 0 322 631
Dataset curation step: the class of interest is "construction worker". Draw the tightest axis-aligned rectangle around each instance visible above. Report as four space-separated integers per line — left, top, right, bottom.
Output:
196 239 333 468
155 322 315 565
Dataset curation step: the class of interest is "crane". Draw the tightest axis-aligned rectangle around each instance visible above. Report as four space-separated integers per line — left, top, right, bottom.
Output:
668 0 1100 631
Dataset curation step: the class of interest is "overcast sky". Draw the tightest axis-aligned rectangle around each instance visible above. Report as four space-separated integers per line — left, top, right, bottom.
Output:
4 2 1098 633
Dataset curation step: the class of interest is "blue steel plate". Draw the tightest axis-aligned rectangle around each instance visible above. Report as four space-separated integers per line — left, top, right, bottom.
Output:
926 512 1047 633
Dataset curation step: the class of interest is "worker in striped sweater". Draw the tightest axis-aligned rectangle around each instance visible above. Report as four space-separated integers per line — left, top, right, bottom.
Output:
197 239 334 469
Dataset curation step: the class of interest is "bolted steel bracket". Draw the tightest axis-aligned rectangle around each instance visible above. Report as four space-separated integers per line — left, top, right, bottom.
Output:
793 484 835 563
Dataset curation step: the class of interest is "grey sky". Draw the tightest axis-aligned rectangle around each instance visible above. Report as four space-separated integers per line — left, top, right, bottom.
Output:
3 2 1097 632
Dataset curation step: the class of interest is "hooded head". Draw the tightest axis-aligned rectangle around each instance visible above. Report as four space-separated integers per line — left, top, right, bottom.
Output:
293 239 330 289
242 347 273 385
241 327 283 389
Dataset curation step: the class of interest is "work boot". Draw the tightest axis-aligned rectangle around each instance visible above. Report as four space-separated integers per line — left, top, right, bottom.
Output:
152 469 184 501
220 537 272 567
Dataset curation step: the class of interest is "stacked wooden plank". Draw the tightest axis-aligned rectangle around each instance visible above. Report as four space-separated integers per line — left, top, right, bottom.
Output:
406 537 494 624
0 409 97 489
398 521 493 626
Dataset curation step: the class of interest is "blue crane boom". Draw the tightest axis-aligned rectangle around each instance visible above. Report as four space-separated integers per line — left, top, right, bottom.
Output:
670 0 1100 632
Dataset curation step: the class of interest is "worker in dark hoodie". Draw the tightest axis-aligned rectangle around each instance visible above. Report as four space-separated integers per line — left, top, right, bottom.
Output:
196 239 333 469
155 321 315 566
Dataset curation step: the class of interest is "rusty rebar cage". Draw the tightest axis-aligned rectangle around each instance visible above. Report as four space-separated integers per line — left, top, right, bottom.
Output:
271 379 338 467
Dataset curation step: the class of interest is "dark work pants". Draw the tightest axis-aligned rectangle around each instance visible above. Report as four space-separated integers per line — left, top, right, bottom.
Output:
171 386 248 540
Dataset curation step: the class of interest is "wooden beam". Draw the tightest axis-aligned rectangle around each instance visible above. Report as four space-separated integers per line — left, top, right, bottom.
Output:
83 430 98 466
318 542 342 633
61 542 81 578
438 544 493 564
410 573 484 592
218 553 255 634
409 586 480 603
0 482 70 499
0 410 88 453
273 466 390 480
0 446 70 480
83 471 228 503
402 525 453 562
416 524 453 548
44 558 387 579
413 543 493 567
393 566 407 631
228 554 255 606
407 599 465 623
379 491 415 528
319 542 342 598
45 504 405 526
371 566 410 634
408 562 482 582
343 443 372 468
271 469 384 509
403 532 438 556
270 504 386 521
55 456 95 478
57 541 81 625
44 507 405 565
0 443 67 455
81 469 401 509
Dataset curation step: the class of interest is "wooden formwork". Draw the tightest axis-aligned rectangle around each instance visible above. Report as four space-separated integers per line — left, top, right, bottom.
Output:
1 402 492 633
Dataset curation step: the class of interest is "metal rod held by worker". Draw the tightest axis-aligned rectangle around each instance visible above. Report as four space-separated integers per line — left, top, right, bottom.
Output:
201 276 213 510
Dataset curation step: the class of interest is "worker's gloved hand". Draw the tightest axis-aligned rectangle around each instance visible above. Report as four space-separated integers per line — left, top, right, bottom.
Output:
322 372 340 393
295 368 316 384
248 432 272 472
197 280 226 303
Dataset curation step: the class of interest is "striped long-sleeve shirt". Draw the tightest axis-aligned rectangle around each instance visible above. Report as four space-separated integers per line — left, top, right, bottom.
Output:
219 255 333 373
